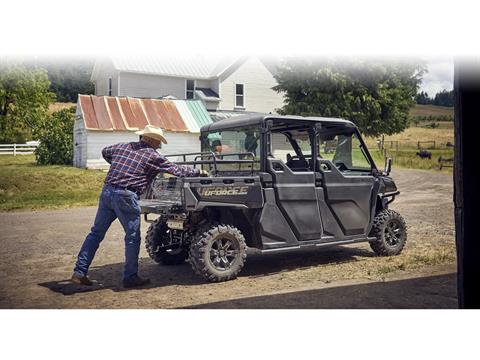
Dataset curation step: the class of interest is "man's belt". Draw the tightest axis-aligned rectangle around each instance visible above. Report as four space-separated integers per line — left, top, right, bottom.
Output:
106 184 141 196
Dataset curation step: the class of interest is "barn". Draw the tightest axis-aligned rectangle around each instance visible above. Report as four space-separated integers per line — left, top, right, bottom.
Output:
74 95 213 169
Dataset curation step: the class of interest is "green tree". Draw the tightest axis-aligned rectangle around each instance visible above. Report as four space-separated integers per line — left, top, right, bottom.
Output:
416 91 432 105
433 89 454 107
273 58 426 137
34 107 75 165
27 58 95 102
0 62 56 143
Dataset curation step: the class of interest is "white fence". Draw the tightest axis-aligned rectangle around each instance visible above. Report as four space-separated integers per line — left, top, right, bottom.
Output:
0 143 39 155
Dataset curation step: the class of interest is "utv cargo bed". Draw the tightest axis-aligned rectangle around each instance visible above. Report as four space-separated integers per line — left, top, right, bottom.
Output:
140 176 183 214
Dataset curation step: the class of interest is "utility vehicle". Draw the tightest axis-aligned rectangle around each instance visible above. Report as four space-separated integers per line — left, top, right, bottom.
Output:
140 114 406 282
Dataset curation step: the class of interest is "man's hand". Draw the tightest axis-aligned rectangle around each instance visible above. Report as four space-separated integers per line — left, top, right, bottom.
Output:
199 169 209 177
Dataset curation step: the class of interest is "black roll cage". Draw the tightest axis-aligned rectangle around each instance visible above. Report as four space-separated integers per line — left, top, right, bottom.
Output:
164 118 377 175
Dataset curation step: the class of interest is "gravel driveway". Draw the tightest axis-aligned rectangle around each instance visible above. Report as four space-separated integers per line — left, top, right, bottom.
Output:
0 169 456 308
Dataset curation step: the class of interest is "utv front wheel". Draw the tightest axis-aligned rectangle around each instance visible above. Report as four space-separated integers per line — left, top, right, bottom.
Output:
189 224 247 282
145 217 188 265
369 209 407 256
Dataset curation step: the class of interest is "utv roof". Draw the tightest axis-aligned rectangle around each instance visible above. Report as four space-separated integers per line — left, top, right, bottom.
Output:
201 113 355 132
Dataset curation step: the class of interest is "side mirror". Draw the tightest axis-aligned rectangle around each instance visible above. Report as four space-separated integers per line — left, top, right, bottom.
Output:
384 157 392 175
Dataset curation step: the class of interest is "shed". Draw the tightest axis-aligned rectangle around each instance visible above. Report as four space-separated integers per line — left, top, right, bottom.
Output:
74 95 213 169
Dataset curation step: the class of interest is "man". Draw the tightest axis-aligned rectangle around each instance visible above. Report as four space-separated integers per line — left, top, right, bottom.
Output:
211 139 223 157
244 129 259 156
71 125 207 288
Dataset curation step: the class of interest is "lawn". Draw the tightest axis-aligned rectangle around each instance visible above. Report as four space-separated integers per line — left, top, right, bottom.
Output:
0 155 105 211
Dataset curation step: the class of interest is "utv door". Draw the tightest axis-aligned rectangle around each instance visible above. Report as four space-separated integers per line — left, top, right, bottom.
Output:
316 131 379 238
266 130 323 241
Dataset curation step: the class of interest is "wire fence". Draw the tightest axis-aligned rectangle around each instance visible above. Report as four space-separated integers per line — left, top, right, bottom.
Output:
0 143 38 155
376 139 454 151
374 138 455 170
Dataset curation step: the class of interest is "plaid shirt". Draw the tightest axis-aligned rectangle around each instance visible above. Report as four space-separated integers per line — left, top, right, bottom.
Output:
102 141 199 194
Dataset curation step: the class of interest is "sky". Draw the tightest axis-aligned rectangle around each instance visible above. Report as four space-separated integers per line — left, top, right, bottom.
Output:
420 58 454 96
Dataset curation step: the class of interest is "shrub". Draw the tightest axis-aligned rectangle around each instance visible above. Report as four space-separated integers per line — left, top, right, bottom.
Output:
34 107 75 165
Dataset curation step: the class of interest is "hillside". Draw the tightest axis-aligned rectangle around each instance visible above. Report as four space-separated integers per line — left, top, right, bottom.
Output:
410 104 454 118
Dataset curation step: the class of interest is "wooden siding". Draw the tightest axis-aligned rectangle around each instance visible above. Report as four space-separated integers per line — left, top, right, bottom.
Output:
84 131 200 169
118 72 186 99
219 57 284 113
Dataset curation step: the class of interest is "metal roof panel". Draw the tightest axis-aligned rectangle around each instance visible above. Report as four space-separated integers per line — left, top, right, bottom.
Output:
117 97 139 130
141 99 164 128
172 100 200 133
157 100 188 132
79 95 99 129
105 97 127 130
91 96 113 130
127 97 149 129
111 56 239 79
185 100 213 128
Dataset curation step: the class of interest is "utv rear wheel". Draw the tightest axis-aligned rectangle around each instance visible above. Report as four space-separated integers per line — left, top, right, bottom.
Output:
369 209 407 256
189 224 247 282
145 217 188 265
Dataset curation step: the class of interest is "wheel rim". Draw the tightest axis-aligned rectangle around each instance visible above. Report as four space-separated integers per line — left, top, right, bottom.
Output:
209 236 239 271
385 219 404 246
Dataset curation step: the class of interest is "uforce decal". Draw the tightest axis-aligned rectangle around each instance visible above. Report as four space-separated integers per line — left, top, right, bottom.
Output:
198 186 249 196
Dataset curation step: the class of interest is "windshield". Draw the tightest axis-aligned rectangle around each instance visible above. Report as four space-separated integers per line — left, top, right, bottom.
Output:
319 130 373 173
200 126 261 172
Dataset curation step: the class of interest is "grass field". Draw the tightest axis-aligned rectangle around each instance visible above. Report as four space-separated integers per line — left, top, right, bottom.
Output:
49 102 76 113
409 104 454 118
0 155 105 211
364 124 454 148
364 122 454 171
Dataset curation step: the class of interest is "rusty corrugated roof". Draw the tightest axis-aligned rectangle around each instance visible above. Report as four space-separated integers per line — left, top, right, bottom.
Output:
105 97 127 130
91 96 113 130
78 95 190 132
79 95 98 129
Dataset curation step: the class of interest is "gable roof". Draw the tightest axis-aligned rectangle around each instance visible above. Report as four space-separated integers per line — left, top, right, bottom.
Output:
91 55 280 81
109 55 241 79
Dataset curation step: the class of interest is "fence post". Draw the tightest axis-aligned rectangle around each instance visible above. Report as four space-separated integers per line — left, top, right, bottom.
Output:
13 143 16 156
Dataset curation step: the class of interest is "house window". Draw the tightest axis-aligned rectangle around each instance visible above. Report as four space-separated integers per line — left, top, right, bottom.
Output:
186 80 195 99
235 83 244 108
108 77 112 96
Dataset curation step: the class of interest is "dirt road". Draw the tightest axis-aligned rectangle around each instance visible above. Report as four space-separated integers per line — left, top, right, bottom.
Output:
0 168 456 308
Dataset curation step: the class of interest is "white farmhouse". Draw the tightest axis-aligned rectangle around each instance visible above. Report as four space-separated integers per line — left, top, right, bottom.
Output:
91 55 284 114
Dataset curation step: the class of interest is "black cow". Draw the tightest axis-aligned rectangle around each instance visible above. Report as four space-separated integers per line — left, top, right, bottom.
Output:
416 150 432 159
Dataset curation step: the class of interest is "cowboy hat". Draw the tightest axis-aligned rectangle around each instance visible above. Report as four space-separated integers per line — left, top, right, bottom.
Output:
135 125 168 144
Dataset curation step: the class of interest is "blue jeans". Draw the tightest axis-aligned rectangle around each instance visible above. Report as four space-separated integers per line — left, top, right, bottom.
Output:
74 184 141 279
